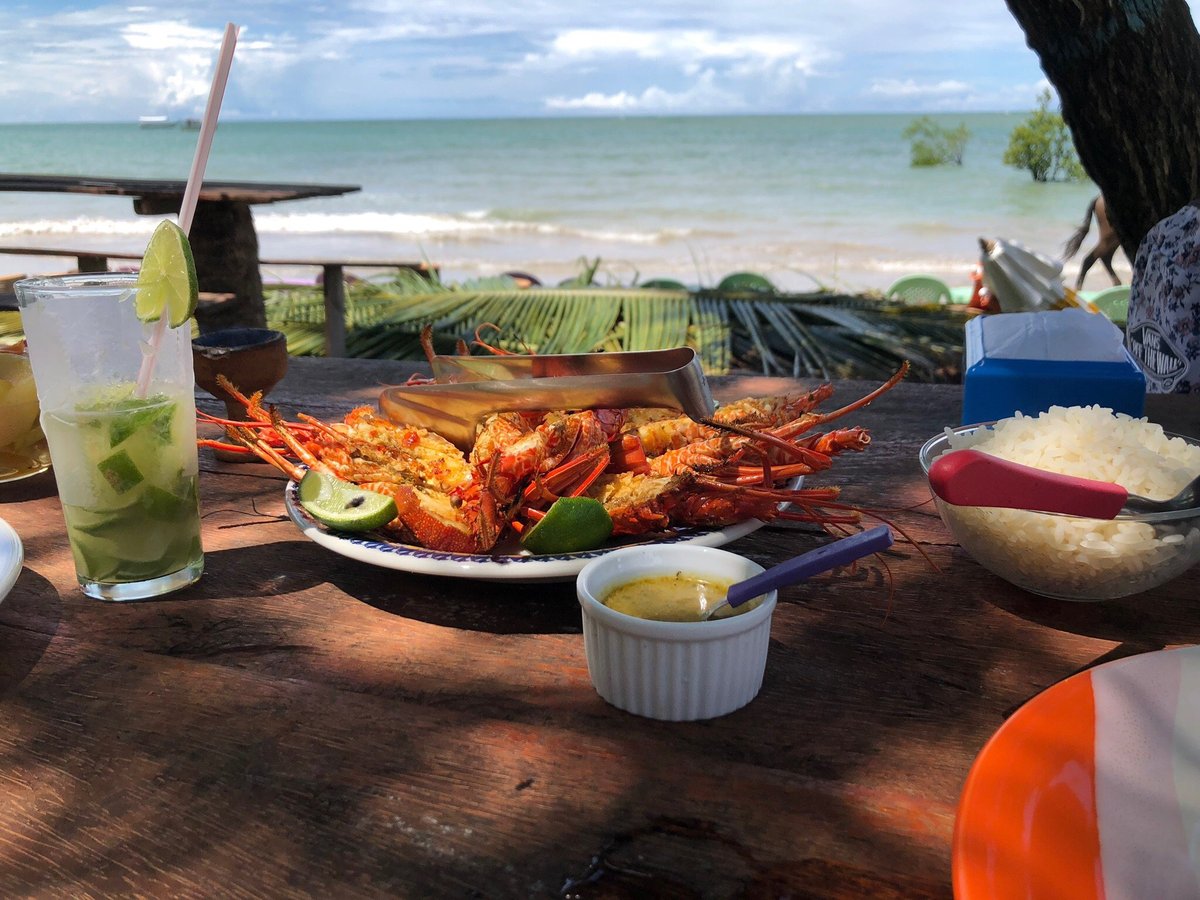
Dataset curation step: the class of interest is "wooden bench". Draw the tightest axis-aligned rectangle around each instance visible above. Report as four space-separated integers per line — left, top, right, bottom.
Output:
0 246 143 273
0 247 437 355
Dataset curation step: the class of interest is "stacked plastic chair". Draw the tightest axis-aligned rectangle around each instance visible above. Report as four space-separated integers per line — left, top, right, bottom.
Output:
886 274 953 305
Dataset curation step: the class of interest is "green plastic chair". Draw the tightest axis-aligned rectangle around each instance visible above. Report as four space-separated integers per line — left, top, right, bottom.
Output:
639 278 689 291
1090 284 1131 326
717 272 776 293
886 274 952 306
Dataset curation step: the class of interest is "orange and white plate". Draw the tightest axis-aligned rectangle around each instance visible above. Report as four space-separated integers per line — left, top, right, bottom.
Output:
954 645 1200 899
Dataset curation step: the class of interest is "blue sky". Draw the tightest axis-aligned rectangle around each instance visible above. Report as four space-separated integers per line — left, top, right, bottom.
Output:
0 1 1133 122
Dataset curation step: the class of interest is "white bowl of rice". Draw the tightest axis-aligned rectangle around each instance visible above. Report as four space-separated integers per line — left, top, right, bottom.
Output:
918 406 1200 601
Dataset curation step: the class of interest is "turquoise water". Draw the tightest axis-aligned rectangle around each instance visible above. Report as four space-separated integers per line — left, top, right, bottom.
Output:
0 114 1118 291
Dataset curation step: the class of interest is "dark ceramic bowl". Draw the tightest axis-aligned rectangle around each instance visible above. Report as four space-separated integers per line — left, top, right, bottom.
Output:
192 328 288 402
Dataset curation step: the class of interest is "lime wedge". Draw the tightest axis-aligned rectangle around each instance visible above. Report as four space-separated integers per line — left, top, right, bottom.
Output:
298 469 397 532
136 220 198 327
520 496 613 555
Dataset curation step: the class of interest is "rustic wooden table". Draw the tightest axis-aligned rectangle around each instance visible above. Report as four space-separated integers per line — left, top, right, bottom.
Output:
1 357 1197 898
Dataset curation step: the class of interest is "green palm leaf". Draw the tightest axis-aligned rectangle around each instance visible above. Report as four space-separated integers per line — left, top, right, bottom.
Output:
265 282 968 382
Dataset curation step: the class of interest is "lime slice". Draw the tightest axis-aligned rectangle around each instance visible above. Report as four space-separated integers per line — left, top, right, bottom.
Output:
298 470 397 532
136 220 198 327
97 448 144 494
141 484 195 521
520 496 613 555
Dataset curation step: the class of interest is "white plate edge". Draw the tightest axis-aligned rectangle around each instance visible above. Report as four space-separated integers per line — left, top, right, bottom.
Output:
0 515 24 603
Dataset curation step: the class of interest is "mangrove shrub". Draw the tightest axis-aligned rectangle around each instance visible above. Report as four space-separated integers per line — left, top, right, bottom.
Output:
1003 89 1086 182
902 117 970 166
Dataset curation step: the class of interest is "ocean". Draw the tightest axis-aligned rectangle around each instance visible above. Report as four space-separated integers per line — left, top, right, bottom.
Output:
0 114 1124 292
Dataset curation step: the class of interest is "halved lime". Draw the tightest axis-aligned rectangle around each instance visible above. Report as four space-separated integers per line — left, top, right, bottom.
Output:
520 496 613 555
136 220 198 327
298 469 397 532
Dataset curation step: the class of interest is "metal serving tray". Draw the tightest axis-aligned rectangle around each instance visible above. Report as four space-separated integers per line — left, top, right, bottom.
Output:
378 347 715 449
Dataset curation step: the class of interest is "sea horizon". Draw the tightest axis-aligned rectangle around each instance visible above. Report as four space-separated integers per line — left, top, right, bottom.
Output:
10 108 1038 125
0 113 1129 293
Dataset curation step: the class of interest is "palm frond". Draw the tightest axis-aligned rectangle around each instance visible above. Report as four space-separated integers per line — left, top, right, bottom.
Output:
260 283 970 382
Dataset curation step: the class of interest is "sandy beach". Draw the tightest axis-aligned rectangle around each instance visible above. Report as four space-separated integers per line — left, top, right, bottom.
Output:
0 221 1133 298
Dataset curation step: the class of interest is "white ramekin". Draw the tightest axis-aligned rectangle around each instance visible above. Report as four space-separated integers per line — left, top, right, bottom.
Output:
576 544 778 721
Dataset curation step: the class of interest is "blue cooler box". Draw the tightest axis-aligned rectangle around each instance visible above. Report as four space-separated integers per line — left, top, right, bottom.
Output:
962 310 1146 425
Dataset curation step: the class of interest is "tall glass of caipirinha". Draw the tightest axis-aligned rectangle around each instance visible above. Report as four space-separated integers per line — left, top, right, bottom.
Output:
15 273 203 600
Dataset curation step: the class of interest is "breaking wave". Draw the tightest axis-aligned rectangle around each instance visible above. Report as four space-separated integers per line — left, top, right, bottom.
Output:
0 210 708 246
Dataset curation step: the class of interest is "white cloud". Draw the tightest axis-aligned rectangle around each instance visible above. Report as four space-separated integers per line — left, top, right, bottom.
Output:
0 0 1165 121
868 78 971 98
529 28 830 114
527 28 832 75
122 21 222 51
545 70 743 113
546 91 640 111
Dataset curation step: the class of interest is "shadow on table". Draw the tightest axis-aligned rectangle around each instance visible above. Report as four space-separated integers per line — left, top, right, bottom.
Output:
333 567 582 636
982 578 1200 652
185 541 330 602
0 468 58 504
192 539 583 635
0 567 61 695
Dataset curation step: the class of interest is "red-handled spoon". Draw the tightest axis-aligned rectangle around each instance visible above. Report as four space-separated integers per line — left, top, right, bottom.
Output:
928 449 1200 518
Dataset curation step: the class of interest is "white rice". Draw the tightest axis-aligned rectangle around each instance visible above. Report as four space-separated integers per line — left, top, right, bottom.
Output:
939 405 1200 599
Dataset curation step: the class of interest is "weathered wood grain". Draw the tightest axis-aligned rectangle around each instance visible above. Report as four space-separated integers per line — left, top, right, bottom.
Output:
1 358 1197 897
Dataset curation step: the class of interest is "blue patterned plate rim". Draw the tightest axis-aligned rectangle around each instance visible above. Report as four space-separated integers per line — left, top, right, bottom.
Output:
282 478 793 583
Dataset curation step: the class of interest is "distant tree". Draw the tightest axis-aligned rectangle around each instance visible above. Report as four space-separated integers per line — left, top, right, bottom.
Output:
1003 89 1086 182
902 117 970 166
1005 0 1200 257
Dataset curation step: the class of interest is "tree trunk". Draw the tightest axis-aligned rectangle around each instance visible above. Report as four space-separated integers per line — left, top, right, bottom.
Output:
189 200 266 332
1006 0 1200 260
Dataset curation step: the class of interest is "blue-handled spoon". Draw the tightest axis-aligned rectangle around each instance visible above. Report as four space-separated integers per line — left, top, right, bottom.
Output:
701 525 894 620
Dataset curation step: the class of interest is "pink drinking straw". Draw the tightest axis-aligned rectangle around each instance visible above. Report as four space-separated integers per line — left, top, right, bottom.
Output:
135 22 239 397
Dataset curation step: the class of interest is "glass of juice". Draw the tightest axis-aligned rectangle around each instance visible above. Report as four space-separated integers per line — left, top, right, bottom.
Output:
14 273 203 600
0 348 51 482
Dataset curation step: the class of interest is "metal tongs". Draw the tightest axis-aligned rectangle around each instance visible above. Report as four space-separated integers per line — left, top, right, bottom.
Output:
378 347 715 449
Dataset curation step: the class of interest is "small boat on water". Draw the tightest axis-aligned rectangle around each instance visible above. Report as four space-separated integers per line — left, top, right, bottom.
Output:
138 115 174 128
182 118 201 131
